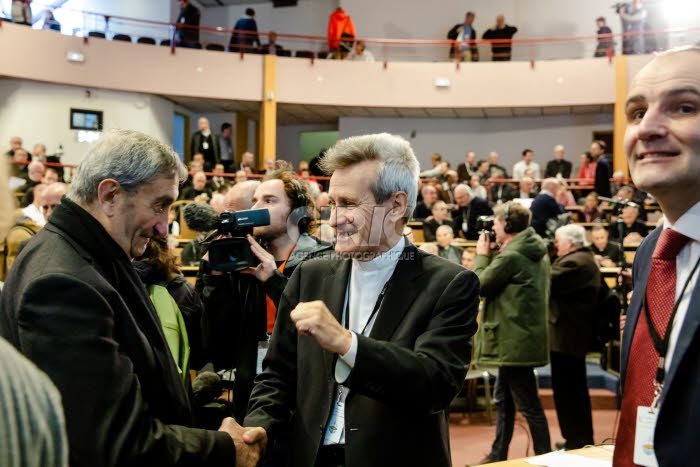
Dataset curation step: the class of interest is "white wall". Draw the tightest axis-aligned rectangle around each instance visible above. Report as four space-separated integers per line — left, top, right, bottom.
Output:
0 80 175 166
339 114 613 173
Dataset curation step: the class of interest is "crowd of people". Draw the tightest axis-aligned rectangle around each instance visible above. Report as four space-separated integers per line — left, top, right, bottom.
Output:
1 36 699 467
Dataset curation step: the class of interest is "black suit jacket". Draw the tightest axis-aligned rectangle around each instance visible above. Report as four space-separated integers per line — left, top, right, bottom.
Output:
191 131 221 170
0 198 235 466
549 248 601 357
489 182 517 204
244 244 479 467
620 227 700 466
544 159 573 179
452 197 493 240
530 193 565 237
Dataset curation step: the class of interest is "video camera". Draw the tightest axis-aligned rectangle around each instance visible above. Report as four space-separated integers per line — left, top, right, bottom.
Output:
476 215 496 241
183 203 271 272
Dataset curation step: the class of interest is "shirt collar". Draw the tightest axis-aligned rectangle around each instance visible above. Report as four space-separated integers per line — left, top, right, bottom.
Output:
352 236 405 273
663 200 700 243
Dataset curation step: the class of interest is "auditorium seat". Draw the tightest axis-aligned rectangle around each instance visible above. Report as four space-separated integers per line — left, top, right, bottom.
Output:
277 49 292 57
160 39 171 47
87 31 106 39
136 37 156 45
317 51 329 59
205 43 226 51
112 34 132 42
295 50 314 59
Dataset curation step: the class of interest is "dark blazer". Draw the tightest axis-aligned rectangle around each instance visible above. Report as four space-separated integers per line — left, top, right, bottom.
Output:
489 182 517 205
594 156 612 197
620 227 700 466
544 159 573 179
191 131 221 171
530 193 565 237
0 198 235 466
447 23 478 60
609 220 648 242
452 197 493 240
549 248 601 357
456 162 474 182
422 218 457 242
244 244 480 467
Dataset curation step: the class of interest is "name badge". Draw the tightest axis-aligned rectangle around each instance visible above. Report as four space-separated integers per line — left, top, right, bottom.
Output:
633 406 659 467
462 222 468 233
202 141 209 150
324 400 345 444
256 340 269 375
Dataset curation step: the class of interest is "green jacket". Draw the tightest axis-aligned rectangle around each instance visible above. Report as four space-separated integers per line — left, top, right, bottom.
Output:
473 227 551 367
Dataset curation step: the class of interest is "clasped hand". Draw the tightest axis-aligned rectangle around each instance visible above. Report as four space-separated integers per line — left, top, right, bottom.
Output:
219 417 267 467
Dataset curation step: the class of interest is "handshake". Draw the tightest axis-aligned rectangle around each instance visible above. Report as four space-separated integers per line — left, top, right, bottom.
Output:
219 418 267 467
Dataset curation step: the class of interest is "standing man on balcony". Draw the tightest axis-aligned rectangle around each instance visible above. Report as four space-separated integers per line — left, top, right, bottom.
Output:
175 0 200 48
231 8 260 52
191 117 220 172
482 15 518 61
447 12 479 62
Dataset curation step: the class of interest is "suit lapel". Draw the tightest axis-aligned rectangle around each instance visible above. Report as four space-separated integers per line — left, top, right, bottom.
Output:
370 245 424 341
321 259 351 371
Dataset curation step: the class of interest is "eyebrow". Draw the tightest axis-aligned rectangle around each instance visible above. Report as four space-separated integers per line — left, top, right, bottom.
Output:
626 86 700 108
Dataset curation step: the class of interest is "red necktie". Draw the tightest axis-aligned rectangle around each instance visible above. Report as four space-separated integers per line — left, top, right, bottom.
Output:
614 229 689 466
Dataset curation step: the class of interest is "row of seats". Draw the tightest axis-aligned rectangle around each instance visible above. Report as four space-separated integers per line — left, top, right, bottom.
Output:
84 31 328 57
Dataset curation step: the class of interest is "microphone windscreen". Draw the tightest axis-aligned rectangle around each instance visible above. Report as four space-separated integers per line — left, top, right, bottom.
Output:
183 202 220 232
192 371 223 406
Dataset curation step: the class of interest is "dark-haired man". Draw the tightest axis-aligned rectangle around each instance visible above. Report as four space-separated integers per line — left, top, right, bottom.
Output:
175 0 200 47
231 8 260 50
591 140 612 197
1 129 264 466
218 122 234 173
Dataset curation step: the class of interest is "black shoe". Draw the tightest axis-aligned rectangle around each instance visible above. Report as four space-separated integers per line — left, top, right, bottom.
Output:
555 440 566 450
467 455 496 466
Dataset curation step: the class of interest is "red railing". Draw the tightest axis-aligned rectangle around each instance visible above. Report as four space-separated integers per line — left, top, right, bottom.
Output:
22 6 700 63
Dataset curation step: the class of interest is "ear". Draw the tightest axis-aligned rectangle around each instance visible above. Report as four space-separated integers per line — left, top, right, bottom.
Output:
96 179 122 217
388 191 409 222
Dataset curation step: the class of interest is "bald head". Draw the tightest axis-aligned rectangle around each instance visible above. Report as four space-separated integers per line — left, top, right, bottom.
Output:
542 178 560 193
224 180 260 211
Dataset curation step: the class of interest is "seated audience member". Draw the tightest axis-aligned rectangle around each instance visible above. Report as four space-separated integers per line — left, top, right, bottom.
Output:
452 184 493 240
180 171 213 202
40 183 67 224
612 185 647 221
489 177 517 206
461 247 476 270
610 170 626 195
590 225 624 267
419 153 444 178
578 151 596 180
441 169 459 205
474 159 490 184
581 192 604 222
210 163 230 192
2 209 43 280
168 206 180 236
235 170 248 183
530 178 566 238
418 242 439 256
423 200 456 242
42 167 59 185
609 204 647 244
487 152 509 179
348 40 375 61
544 144 573 179
22 183 47 227
436 224 463 264
181 231 207 267
457 152 477 182
209 193 226 213
517 176 537 199
19 162 48 207
555 180 576 207
512 149 541 180
9 148 30 183
413 184 438 220
469 174 488 200
259 31 286 55
0 129 264 466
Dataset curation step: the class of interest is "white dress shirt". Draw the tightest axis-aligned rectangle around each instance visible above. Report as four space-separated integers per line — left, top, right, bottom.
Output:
323 236 405 444
22 204 45 227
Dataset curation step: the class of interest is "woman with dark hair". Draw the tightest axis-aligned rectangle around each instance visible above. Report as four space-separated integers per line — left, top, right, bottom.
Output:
578 151 597 180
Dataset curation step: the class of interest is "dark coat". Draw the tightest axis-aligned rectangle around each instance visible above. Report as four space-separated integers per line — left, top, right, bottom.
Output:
530 193 565 237
452 197 493 240
422 218 457 242
594 156 612 197
244 244 479 467
446 23 478 60
489 182 518 205
620 227 700 466
0 198 235 466
549 247 601 357
191 131 221 171
544 159 573 179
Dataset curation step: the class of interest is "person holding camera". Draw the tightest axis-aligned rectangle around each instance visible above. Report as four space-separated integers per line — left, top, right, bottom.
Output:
198 167 332 424
472 201 551 464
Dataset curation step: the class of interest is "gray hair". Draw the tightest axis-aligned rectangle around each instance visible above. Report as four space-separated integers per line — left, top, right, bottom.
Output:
320 133 420 218
556 224 588 247
68 129 187 204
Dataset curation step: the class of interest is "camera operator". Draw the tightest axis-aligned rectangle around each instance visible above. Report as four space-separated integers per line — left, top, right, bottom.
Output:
472 201 552 463
198 167 333 423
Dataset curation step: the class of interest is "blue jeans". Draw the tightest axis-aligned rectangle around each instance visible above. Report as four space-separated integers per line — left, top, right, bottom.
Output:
489 366 551 461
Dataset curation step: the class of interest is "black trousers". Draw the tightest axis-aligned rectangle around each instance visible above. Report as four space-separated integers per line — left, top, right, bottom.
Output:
550 351 594 449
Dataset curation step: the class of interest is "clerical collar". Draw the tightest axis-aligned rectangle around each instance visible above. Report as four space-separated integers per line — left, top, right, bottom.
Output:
352 236 406 272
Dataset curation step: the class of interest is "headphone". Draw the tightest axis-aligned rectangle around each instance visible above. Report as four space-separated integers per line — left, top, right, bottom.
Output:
291 179 307 210
290 179 312 233
503 202 514 234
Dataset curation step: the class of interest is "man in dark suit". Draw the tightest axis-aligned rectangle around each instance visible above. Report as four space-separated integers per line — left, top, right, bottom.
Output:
591 140 612 197
452 184 493 240
489 179 517 205
175 0 200 47
544 144 573 179
549 224 600 450
529 178 565 238
191 116 220 171
0 129 264 466
259 31 286 55
614 47 700 467
243 133 479 467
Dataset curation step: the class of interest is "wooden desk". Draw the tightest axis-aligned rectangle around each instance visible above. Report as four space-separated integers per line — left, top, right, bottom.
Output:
488 445 614 466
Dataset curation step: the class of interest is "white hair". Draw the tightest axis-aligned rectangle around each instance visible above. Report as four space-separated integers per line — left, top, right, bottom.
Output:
556 224 588 247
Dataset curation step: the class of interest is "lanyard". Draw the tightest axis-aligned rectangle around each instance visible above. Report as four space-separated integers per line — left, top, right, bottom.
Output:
343 277 389 336
642 255 700 386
